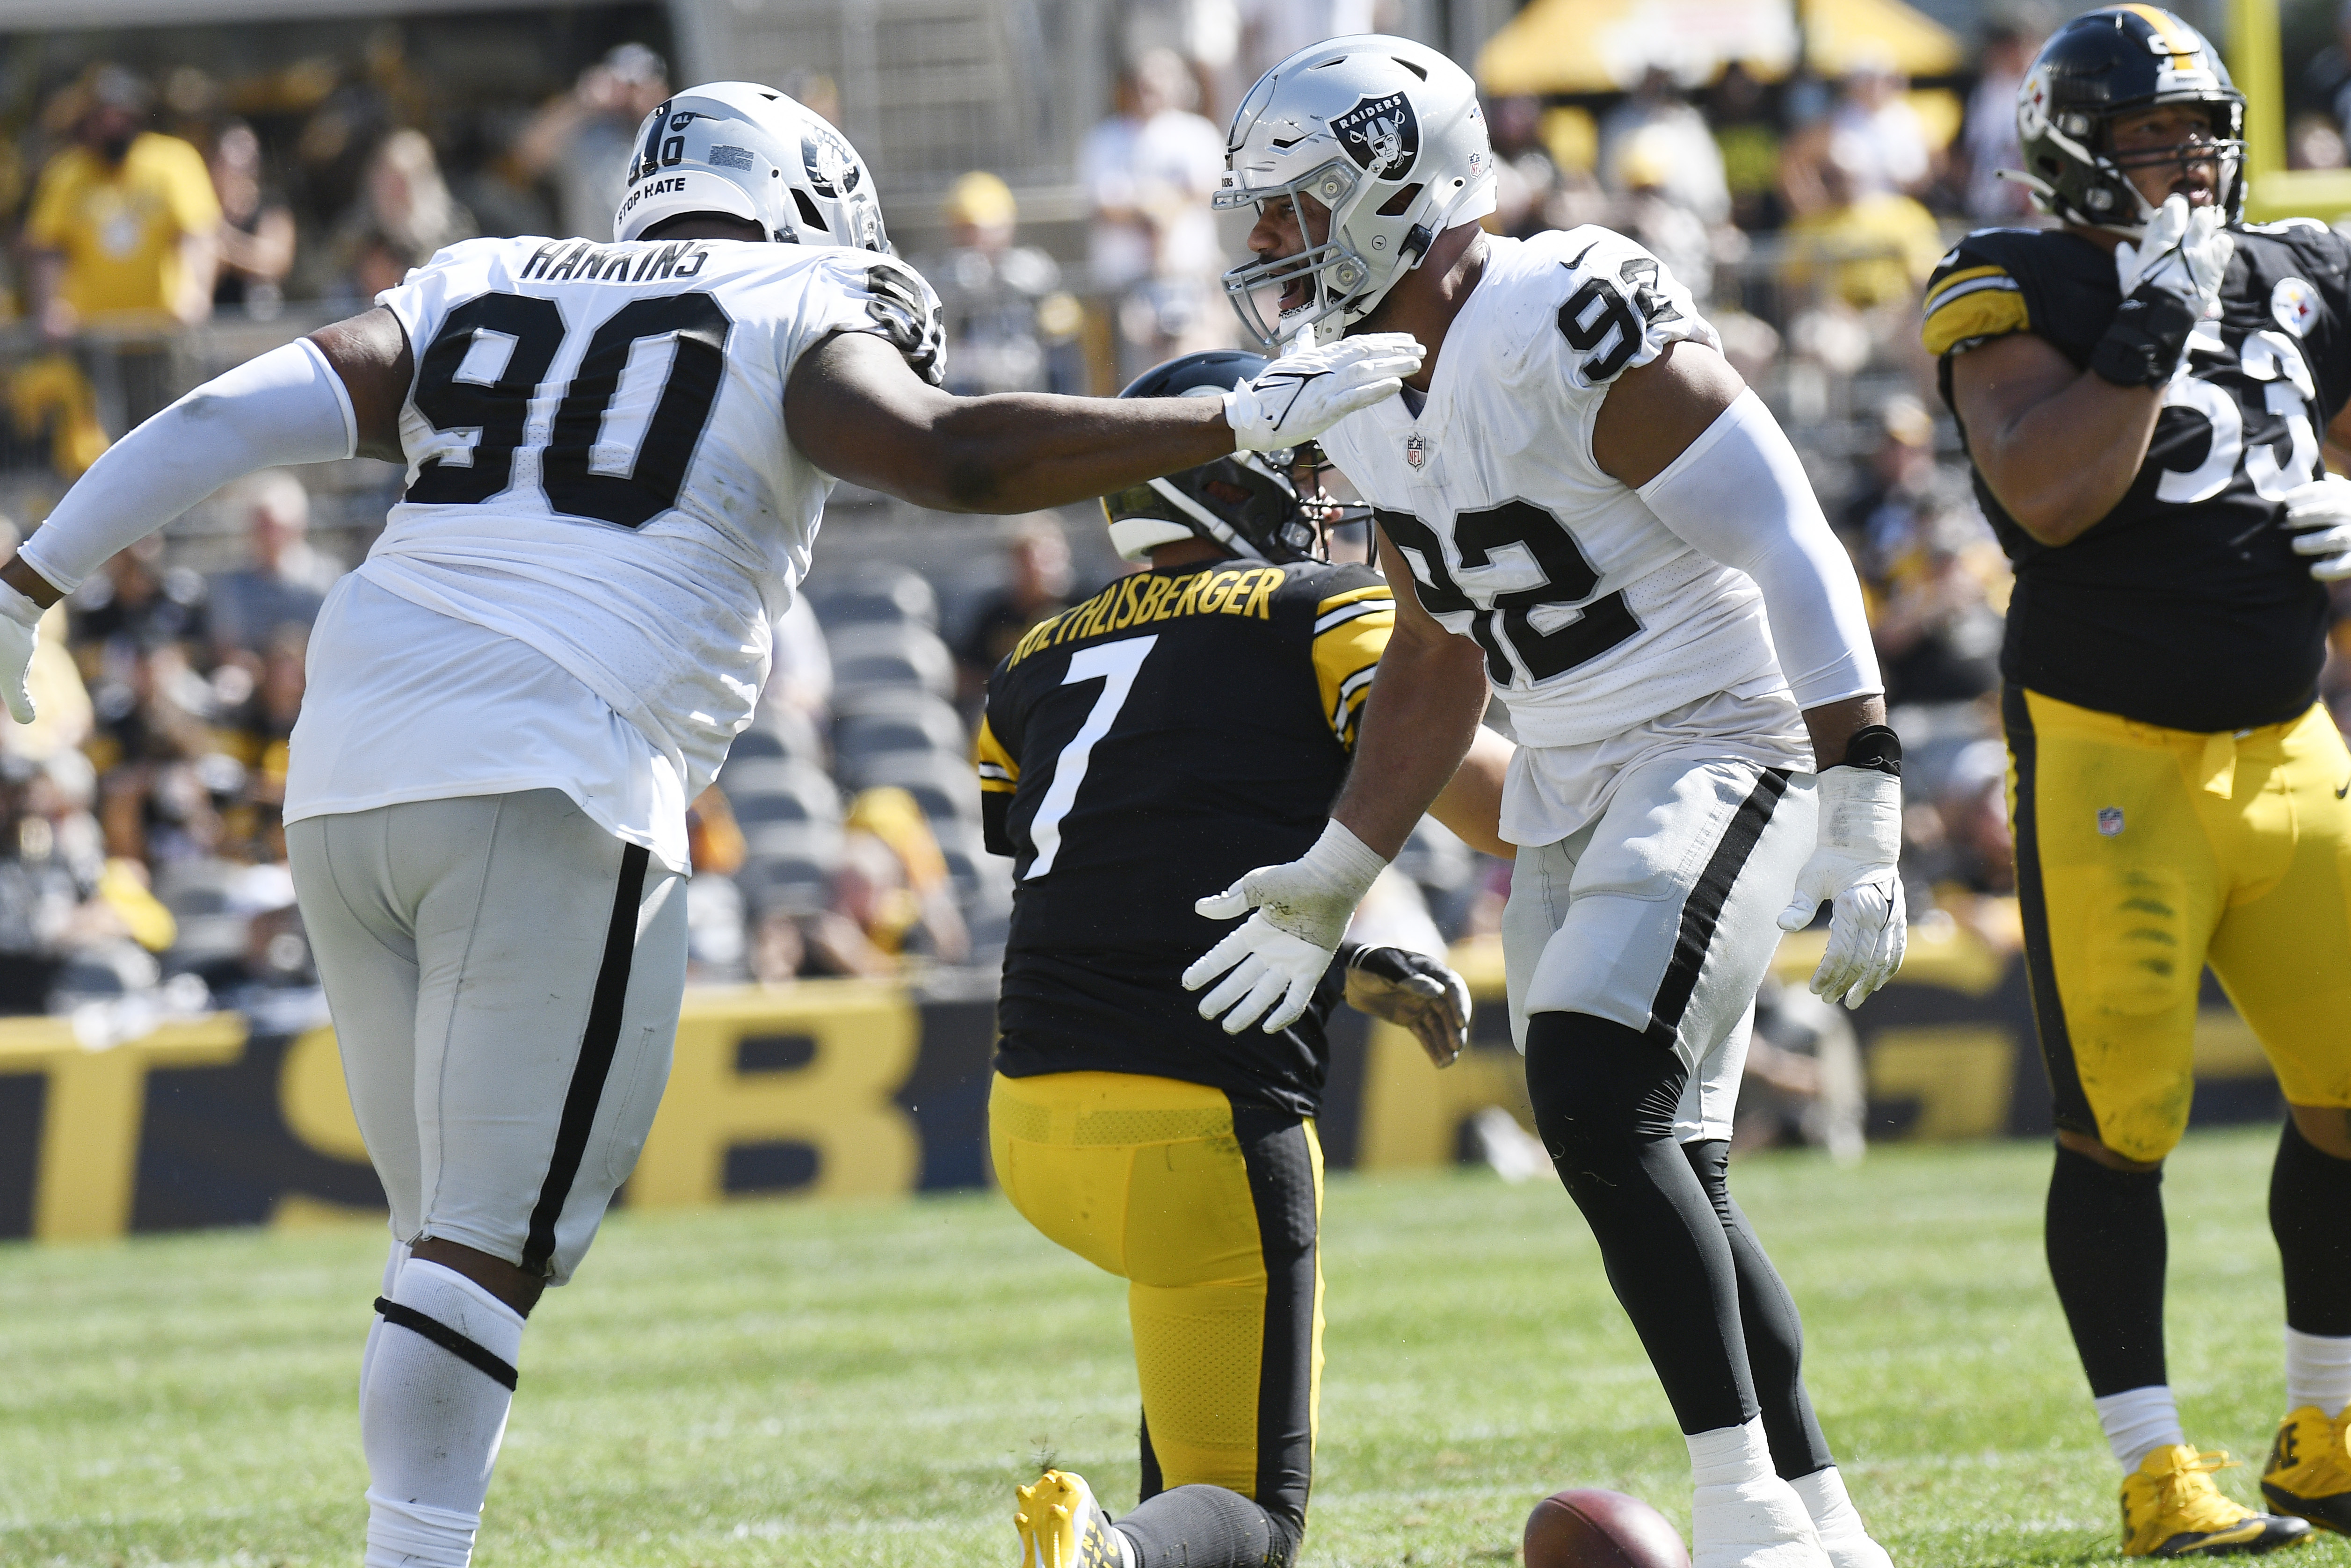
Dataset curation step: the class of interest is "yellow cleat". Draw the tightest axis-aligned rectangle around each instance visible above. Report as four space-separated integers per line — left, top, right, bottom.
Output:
1014 1469 1126 1568
2264 1408 2351 1534
2121 1445 2313 1557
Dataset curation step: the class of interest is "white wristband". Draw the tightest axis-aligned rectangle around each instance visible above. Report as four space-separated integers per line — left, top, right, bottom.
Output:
1302 818 1389 905
1816 766 1902 862
0 580 42 629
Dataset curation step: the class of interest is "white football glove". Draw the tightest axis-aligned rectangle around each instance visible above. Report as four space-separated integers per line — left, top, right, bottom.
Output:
1343 944 1472 1068
1223 333 1424 453
1776 765 1907 1010
2280 474 2351 582
1183 819 1388 1034
0 581 41 724
2113 193 2233 319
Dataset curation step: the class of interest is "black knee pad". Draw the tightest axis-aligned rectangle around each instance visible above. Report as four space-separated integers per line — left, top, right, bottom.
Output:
1524 1011 1688 1193
1118 1482 1300 1568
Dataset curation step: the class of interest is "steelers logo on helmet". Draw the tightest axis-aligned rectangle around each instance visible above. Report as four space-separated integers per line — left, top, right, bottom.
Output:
1333 93 1421 180
801 125 861 197
2017 65 2052 139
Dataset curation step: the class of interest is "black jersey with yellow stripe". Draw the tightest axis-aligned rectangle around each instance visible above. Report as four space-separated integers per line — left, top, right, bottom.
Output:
975 556 1391 1117
1923 221 2351 732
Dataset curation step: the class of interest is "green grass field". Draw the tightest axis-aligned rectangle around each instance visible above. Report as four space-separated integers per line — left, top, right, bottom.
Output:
2 1125 2338 1568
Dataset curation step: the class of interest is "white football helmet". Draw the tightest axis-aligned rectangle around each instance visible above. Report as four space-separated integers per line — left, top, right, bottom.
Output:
613 82 889 251
1215 36 1496 348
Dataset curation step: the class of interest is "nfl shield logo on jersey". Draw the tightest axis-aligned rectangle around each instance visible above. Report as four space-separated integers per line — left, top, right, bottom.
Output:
2097 806 2126 837
2272 277 2320 338
1404 433 1428 469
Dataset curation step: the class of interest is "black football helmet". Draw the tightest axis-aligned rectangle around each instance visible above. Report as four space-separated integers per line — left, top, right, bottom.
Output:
1101 351 1364 564
2012 6 2245 233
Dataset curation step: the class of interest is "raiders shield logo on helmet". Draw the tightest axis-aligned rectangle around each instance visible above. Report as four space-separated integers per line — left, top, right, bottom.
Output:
1333 92 1420 180
802 125 861 196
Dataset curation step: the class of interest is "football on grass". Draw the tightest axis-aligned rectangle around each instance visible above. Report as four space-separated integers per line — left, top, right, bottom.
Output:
1523 1488 1690 1568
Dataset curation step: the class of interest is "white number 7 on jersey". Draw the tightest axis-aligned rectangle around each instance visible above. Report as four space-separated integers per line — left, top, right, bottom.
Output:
1023 635 1159 881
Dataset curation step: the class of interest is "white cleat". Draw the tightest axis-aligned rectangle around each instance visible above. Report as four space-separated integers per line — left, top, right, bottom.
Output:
1810 1525 1893 1568
1790 1464 1892 1568
1691 1474 1835 1568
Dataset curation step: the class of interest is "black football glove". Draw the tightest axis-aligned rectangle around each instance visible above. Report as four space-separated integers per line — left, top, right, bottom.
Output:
1341 943 1471 1068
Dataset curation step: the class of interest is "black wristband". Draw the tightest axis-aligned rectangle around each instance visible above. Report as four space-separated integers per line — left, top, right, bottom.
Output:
1836 724 1903 778
2089 287 2199 388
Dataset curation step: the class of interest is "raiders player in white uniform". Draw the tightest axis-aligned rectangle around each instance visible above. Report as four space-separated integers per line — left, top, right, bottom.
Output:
1181 39 1906 1568
0 84 1419 1568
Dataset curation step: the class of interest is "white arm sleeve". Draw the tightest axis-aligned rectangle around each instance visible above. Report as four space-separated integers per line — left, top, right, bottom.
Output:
1636 390 1882 711
17 338 358 595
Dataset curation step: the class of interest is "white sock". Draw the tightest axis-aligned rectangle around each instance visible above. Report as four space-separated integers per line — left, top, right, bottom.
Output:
361 1259 525 1568
2286 1328 2351 1418
1790 1467 1865 1540
359 1240 412 1403
1688 1417 1778 1487
2095 1385 2184 1471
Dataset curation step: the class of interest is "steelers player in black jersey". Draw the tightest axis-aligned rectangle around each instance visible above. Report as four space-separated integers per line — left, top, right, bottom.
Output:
972 351 1513 1568
1923 6 2351 1554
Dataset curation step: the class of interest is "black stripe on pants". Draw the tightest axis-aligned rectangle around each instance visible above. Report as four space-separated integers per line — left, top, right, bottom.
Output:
1646 767 1791 1048
1235 1103 1317 1532
522 842 651 1275
2001 686 2097 1138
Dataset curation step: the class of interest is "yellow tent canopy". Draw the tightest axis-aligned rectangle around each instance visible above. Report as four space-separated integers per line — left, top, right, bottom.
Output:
1477 0 1961 94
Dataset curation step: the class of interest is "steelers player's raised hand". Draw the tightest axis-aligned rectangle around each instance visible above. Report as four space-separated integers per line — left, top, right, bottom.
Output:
1222 332 1424 453
2280 474 2351 582
1183 820 1390 1034
0 579 40 723
2114 191 2233 319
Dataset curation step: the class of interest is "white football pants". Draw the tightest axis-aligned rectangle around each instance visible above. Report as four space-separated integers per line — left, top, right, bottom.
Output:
1502 754 1816 1142
288 788 687 1285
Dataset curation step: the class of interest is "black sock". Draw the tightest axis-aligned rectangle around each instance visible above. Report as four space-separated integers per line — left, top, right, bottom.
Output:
2046 1143 2168 1396
2271 1118 2351 1337
1683 1138 1835 1479
1524 1011 1756 1436
1117 1484 1300 1568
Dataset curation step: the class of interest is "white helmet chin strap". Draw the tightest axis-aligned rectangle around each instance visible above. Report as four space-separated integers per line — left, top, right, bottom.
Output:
1145 477 1268 560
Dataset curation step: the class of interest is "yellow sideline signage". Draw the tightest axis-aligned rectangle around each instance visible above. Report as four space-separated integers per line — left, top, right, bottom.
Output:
0 922 2293 1246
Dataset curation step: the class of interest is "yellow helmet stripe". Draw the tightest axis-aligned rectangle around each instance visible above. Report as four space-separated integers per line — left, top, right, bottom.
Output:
2120 3 2197 63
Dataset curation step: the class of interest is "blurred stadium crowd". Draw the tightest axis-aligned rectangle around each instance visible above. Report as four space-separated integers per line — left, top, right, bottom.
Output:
0 0 2349 1148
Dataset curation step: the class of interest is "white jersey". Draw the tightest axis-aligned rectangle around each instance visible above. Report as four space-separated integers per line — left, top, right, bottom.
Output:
1318 227 1788 752
286 234 941 868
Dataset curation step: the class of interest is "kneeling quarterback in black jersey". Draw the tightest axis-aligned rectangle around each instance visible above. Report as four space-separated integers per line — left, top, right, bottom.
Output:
1927 7 2351 1555
974 351 1510 1568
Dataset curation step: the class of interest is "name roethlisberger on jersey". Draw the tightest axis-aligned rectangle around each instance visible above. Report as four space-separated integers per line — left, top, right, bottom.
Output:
1008 565 1286 665
516 236 713 286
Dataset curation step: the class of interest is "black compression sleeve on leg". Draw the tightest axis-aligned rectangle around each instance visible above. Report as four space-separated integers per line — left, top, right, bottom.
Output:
2046 1143 2169 1397
1524 1011 1757 1436
1117 1484 1301 1568
2272 1118 2351 1337
1684 1139 1834 1479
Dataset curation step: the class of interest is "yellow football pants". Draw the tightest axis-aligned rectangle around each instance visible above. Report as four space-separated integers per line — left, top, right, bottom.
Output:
2004 687 2351 1163
988 1071 1323 1523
